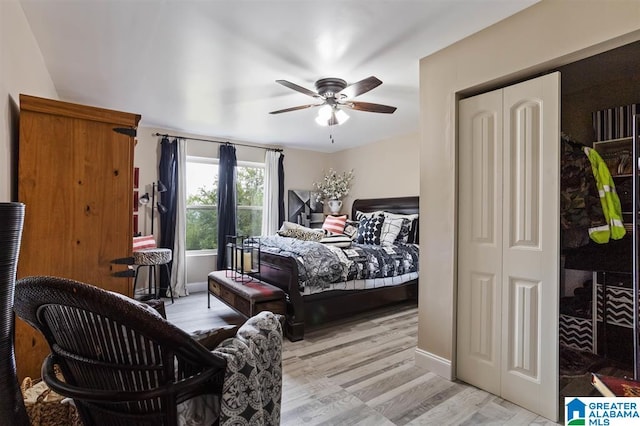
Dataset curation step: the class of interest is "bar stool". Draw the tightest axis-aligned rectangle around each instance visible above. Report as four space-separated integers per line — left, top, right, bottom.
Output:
132 248 174 303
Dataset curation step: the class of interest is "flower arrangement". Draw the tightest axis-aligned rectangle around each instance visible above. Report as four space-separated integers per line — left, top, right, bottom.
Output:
313 168 354 201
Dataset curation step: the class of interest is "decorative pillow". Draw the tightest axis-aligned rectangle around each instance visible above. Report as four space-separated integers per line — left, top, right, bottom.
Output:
380 217 404 246
394 218 413 243
133 235 156 251
278 221 306 232
356 214 384 245
319 234 352 248
343 224 358 240
383 212 419 244
355 210 383 221
322 215 347 235
277 227 324 241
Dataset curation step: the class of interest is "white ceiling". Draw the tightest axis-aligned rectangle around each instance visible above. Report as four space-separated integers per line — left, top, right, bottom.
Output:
19 0 538 153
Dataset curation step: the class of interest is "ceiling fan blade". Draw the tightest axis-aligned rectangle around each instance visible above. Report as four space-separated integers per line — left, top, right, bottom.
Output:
269 104 321 114
338 76 382 98
275 80 320 98
342 101 397 114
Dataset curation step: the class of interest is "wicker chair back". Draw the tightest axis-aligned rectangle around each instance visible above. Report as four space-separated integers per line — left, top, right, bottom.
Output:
14 276 226 426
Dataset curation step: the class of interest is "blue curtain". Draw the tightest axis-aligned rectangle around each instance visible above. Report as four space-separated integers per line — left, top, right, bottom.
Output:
159 137 178 292
217 144 237 270
278 153 285 227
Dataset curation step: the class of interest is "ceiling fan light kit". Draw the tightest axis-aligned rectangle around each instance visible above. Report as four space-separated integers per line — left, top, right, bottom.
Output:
270 75 396 128
315 105 349 127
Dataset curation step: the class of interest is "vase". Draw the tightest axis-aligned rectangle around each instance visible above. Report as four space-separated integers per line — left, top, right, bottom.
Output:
327 199 342 215
0 203 29 425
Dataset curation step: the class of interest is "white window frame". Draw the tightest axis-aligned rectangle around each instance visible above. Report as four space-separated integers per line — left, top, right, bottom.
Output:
185 156 264 254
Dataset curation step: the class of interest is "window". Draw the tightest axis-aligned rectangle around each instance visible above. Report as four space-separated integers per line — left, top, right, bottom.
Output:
186 156 264 251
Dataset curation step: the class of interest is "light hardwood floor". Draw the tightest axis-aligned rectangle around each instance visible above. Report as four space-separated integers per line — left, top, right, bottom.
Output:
165 292 560 425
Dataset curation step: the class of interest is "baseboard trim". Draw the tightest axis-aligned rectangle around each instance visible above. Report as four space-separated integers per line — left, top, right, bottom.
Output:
415 347 453 380
187 281 207 293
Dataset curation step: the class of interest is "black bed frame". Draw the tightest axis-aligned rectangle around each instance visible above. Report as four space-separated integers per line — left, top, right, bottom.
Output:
259 196 419 341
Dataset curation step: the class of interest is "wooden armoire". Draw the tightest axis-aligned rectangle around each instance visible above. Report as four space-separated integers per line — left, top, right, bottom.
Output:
16 94 140 380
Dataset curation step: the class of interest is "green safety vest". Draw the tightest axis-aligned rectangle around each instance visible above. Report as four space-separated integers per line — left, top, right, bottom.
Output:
583 147 626 243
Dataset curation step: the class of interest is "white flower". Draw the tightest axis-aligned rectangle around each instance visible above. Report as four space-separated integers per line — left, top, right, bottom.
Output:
313 169 354 201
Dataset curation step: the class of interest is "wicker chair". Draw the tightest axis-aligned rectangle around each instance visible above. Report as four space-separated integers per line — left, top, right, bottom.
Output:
13 276 229 426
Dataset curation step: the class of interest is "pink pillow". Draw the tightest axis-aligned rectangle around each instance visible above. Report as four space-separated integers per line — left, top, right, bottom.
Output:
133 235 156 251
322 215 347 235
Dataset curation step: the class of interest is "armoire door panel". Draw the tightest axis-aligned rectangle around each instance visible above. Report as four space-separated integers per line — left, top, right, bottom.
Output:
16 94 139 382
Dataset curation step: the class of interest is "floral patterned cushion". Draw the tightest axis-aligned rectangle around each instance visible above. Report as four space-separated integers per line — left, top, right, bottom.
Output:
277 227 324 241
215 311 282 425
176 311 283 426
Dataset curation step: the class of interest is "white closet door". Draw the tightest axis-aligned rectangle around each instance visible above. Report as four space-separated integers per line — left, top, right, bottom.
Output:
457 72 559 421
457 88 503 395
501 72 559 420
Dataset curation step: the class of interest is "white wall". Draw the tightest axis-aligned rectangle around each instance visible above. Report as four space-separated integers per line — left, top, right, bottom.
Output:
418 0 640 379
0 0 57 201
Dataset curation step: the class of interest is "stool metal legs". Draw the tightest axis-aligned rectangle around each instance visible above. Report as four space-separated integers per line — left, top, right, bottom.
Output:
161 263 174 303
133 264 174 303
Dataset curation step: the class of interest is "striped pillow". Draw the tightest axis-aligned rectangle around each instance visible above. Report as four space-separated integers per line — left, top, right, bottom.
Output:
322 215 347 235
133 235 156 251
319 234 352 248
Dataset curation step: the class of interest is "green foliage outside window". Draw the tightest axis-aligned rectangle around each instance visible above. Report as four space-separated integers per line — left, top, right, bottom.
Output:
186 165 264 251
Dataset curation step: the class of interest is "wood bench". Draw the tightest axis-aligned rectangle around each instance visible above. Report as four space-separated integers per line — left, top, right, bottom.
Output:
207 270 286 318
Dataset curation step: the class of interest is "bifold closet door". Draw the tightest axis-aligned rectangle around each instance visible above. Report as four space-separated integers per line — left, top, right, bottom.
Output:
457 87 503 396
457 72 559 421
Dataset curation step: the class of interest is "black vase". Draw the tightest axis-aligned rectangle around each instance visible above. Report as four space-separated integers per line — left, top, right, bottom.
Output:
0 203 29 425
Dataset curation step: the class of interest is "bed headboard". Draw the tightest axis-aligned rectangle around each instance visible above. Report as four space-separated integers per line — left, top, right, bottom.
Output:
351 196 419 217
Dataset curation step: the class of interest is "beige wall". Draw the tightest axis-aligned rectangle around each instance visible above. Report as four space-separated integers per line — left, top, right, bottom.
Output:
0 0 57 201
418 0 640 379
332 131 420 213
284 132 420 220
282 147 332 204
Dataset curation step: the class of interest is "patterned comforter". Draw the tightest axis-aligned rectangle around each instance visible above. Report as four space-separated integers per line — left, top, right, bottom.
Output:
259 235 419 291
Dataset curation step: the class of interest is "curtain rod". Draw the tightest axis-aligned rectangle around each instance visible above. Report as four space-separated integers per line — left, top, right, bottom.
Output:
152 132 283 152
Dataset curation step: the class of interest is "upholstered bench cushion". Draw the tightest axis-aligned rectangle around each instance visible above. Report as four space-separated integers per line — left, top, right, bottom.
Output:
208 271 286 318
133 248 172 265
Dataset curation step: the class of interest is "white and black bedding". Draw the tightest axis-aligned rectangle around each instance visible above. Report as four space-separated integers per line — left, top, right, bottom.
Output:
258 196 419 341
258 235 419 294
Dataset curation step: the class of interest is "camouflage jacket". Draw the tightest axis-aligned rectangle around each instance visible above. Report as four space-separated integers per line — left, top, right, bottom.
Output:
561 137 607 248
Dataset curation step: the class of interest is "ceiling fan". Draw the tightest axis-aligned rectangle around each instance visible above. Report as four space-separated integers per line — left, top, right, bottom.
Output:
269 76 397 126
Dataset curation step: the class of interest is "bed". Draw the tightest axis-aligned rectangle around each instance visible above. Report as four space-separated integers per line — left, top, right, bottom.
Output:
258 196 419 341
